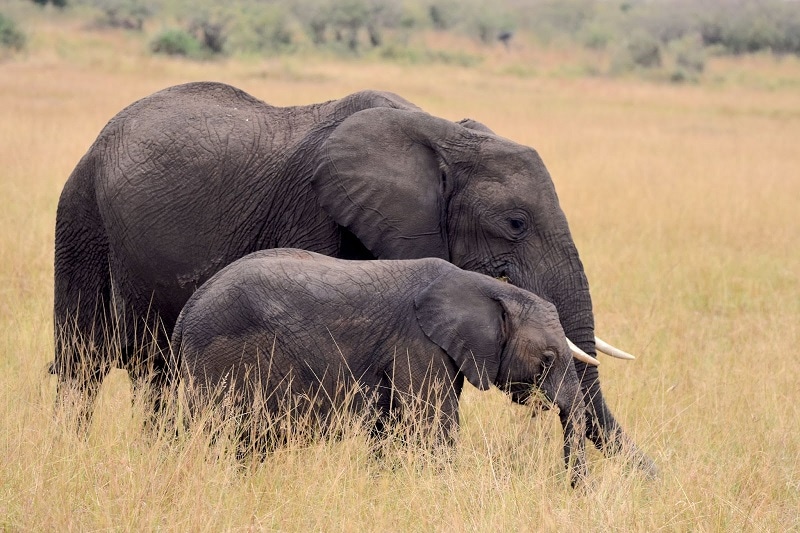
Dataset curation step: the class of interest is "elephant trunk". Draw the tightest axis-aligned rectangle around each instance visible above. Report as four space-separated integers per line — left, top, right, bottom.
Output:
527 241 658 478
543 366 588 487
558 395 588 488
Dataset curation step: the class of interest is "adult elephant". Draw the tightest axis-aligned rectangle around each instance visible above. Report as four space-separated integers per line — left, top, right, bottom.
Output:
53 81 655 475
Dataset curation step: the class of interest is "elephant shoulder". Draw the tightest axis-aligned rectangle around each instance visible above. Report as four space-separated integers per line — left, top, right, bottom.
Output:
103 82 268 133
234 249 341 280
241 248 329 265
415 257 460 278
457 118 495 135
163 82 269 109
345 90 423 113
146 82 267 109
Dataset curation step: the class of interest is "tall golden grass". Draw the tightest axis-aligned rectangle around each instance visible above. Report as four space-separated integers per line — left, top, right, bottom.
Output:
2 16 799 530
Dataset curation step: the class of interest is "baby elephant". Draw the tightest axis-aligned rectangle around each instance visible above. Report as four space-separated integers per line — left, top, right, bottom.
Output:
171 249 598 485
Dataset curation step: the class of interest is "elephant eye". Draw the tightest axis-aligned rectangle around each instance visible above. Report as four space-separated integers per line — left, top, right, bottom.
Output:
507 216 527 236
541 351 555 370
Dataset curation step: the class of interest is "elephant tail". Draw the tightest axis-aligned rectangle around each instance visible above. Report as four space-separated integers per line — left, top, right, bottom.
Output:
52 149 112 382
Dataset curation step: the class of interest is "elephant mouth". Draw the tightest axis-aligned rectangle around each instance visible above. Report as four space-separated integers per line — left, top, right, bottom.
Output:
495 272 511 283
492 263 513 284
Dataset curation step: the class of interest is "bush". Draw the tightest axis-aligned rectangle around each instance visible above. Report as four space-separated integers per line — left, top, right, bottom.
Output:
428 0 461 31
188 17 228 54
150 28 202 57
31 0 67 7
723 12 783 54
671 33 705 75
0 13 26 52
580 22 613 50
89 0 152 31
229 4 293 54
694 0 800 56
626 30 662 68
469 13 512 45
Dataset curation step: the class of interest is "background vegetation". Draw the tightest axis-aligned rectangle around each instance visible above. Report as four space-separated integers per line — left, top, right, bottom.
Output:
3 0 800 78
2 1 800 530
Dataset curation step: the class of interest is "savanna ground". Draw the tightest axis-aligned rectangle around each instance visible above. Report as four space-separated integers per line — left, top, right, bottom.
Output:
2 13 800 532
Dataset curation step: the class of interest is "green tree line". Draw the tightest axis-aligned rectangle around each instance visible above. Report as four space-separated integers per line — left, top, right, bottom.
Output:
4 0 800 70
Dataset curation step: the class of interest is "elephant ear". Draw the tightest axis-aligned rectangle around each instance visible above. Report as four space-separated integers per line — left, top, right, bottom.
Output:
414 273 503 391
312 108 464 260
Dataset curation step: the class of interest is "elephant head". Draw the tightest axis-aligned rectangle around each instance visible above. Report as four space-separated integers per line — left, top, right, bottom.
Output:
313 107 655 475
413 270 589 486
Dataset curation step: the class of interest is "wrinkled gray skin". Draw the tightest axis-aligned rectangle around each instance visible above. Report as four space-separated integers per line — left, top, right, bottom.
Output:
172 249 588 486
53 81 654 475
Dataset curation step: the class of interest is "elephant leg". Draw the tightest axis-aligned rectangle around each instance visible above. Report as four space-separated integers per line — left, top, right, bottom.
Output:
116 296 174 433
434 373 463 449
53 160 114 430
106 259 179 431
52 352 112 435
126 336 174 432
370 373 394 440
559 402 589 488
408 372 462 451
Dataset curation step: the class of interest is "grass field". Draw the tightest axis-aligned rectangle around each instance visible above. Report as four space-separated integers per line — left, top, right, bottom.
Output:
2 15 800 531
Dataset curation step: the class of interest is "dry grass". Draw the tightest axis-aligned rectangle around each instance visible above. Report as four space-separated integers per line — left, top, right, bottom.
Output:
2 16 800 531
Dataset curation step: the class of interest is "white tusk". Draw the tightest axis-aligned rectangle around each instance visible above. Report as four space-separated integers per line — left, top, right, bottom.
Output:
595 336 636 360
566 337 600 367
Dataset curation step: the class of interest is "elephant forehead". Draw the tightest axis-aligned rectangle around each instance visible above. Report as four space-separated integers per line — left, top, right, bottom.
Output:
499 288 561 329
471 175 539 195
476 138 544 169
467 144 554 189
465 179 547 213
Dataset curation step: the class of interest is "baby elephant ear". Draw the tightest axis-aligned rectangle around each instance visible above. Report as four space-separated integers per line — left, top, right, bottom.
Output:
414 273 503 390
312 107 460 260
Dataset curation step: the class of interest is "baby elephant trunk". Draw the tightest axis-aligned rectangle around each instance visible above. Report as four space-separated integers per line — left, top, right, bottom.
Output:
557 394 588 488
545 371 589 488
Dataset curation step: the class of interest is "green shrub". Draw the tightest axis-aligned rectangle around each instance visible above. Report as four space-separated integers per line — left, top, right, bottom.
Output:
0 13 26 52
291 0 335 45
89 0 152 31
229 4 293 54
188 17 228 54
291 0 401 53
31 0 67 7
671 33 705 75
694 0 800 56
625 30 662 68
723 13 782 54
610 29 662 74
428 1 461 31
580 22 613 50
150 28 202 57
